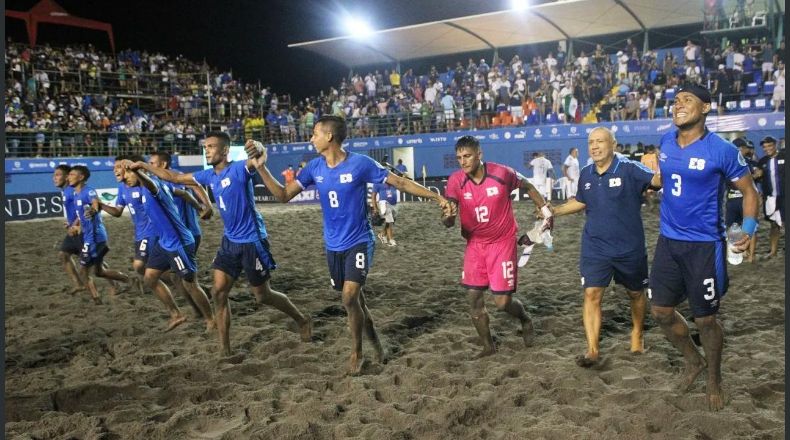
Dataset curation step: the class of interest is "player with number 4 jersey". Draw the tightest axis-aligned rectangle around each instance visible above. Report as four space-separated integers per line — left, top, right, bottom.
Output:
136 131 312 357
442 135 551 358
251 116 453 375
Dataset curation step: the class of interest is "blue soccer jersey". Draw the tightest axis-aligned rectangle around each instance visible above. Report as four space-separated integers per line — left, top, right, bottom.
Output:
116 183 156 241
139 177 194 251
164 177 202 238
74 185 108 245
296 152 389 251
193 160 267 243
576 156 654 258
658 129 749 241
374 183 398 205
62 185 78 225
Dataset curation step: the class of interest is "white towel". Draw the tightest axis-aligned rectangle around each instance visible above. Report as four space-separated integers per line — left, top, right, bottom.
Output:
765 196 783 227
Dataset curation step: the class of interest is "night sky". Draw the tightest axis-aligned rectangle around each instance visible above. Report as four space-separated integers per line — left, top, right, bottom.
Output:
5 0 516 99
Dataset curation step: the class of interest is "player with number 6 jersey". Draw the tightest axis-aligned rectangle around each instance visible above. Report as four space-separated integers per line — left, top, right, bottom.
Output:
442 135 552 358
251 116 453 375
136 132 312 356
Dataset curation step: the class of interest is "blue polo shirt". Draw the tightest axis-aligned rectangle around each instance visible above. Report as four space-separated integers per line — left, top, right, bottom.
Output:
575 156 654 258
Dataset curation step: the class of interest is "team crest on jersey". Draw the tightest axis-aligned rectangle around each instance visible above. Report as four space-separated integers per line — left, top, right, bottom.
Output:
132 191 140 198
221 177 231 188
486 187 499 197
316 176 324 183
463 192 473 200
340 173 353 183
688 158 706 170
584 183 591 190
76 199 83 206
609 177 622 187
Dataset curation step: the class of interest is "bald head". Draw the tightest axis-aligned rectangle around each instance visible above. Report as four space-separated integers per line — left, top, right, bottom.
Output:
587 127 617 166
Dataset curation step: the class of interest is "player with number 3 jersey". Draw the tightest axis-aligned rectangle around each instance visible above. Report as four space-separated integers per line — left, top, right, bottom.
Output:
442 135 551 358
251 116 453 375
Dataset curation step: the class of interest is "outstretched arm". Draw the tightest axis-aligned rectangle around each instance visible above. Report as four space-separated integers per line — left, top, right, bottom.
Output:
552 198 586 216
128 160 196 185
100 203 125 217
244 140 304 202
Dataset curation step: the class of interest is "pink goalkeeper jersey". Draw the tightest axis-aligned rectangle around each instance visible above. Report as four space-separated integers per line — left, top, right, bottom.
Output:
445 162 520 243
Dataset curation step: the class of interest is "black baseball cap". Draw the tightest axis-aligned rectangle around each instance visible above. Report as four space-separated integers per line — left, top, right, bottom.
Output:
761 136 777 145
732 137 749 148
677 84 712 104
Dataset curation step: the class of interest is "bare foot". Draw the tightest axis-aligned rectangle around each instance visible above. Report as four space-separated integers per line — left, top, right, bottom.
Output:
68 286 86 296
299 316 313 342
348 352 363 376
576 353 599 368
521 319 535 347
473 347 496 359
165 314 187 332
706 379 725 410
630 330 644 353
677 357 707 392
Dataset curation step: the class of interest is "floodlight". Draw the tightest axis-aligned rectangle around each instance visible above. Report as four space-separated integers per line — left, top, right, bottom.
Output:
511 0 529 10
344 16 373 39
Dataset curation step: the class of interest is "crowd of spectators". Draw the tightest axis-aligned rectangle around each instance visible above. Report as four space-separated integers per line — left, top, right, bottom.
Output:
5 32 785 157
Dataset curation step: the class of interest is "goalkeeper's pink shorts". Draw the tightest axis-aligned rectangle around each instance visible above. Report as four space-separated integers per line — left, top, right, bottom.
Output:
461 237 518 295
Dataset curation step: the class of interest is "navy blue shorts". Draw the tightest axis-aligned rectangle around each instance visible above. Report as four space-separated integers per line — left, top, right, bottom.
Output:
725 197 744 227
326 241 374 291
649 235 728 318
147 242 197 282
60 233 83 255
79 241 109 267
134 236 158 263
212 236 276 287
580 252 648 292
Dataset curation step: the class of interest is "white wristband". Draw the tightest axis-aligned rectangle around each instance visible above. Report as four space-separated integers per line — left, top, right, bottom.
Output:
541 205 553 218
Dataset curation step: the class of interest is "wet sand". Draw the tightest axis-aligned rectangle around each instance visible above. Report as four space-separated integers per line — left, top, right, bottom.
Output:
5 202 785 439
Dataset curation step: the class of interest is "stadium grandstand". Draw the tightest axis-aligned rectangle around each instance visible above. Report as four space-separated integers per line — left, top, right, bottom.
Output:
5 0 785 160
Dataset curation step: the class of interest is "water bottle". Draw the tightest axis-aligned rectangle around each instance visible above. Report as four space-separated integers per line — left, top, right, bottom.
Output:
726 223 744 265
542 230 554 252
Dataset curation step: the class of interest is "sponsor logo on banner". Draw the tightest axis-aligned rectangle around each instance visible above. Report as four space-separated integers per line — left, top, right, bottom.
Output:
504 131 512 139
92 160 101 166
585 127 594 134
97 187 119 204
271 146 278 152
29 162 50 169
291 145 306 151
352 141 368 148
610 125 618 133
550 127 560 137
397 138 404 145
775 119 785 127
657 123 672 132
405 138 423 145
374 140 380 147
514 130 526 139
534 128 542 138
308 144 314 151
474 135 486 140
429 136 448 142
282 146 288 152
758 117 767 127
622 125 631 133
488 133 500 140
4 192 65 222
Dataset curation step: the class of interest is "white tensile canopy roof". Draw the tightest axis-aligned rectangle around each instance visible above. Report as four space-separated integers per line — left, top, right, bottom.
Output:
289 0 715 67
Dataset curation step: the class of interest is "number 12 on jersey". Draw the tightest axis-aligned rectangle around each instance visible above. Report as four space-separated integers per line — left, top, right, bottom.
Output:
475 205 489 223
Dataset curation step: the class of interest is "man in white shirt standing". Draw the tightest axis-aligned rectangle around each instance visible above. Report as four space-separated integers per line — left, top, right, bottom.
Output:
530 152 554 201
562 147 580 198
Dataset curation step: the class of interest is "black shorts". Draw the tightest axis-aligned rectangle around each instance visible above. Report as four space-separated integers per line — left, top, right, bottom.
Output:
326 241 374 291
134 236 158 263
211 236 276 287
60 233 83 255
725 197 744 227
79 241 109 267
147 242 197 282
193 234 202 252
649 235 728 318
580 252 648 292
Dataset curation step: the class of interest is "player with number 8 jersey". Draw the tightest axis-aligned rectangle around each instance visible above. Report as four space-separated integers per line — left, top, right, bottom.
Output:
252 116 453 375
442 135 552 358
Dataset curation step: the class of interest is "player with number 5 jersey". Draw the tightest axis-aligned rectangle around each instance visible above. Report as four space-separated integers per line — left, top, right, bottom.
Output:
442 135 551 358
650 84 758 411
136 131 312 357
251 116 454 375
